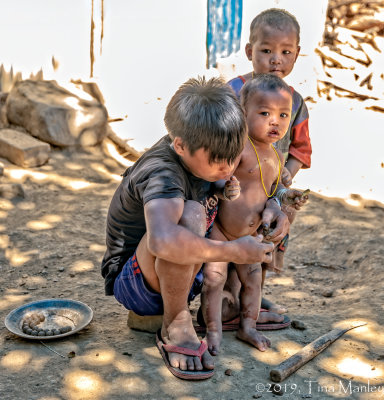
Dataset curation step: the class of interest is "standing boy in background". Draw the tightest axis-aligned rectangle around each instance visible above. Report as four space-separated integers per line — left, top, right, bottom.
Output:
227 8 312 315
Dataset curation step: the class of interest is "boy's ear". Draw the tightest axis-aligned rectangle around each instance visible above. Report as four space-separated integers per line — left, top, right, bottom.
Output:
173 136 186 156
245 43 253 61
294 45 301 62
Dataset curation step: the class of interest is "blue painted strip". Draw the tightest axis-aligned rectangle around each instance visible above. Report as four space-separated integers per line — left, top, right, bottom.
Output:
206 0 243 68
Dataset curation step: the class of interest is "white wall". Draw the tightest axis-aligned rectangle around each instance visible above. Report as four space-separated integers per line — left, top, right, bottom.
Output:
0 0 383 202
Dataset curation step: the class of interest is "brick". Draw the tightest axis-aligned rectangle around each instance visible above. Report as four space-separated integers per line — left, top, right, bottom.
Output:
0 129 50 167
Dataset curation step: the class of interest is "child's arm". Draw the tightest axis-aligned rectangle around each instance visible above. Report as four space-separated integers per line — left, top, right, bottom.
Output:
286 90 312 177
284 157 303 181
144 197 274 265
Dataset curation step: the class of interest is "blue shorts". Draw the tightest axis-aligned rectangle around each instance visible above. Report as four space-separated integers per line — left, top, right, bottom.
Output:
113 252 203 316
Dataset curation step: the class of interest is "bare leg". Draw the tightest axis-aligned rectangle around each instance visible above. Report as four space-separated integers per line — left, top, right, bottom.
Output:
201 261 227 355
222 265 286 320
234 263 271 351
136 200 214 371
260 263 288 315
260 205 295 314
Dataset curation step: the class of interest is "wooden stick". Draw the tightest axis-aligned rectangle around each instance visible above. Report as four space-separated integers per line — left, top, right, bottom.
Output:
105 125 142 160
270 322 367 382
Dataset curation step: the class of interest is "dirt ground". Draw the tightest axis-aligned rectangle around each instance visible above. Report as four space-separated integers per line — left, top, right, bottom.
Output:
0 141 384 400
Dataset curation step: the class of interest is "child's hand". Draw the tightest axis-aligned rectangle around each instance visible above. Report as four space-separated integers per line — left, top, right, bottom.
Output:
223 176 241 201
280 188 309 210
281 167 293 187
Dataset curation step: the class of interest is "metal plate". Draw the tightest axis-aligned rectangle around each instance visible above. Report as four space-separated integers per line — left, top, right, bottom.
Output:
4 298 93 340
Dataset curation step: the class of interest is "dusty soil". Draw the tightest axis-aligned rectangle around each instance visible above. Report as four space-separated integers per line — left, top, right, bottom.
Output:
0 145 383 400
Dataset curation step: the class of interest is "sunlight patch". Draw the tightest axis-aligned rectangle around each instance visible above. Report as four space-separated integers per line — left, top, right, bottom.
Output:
0 210 8 218
68 180 92 190
270 276 294 286
89 243 105 252
70 260 94 273
5 248 33 266
17 201 36 211
26 220 54 230
283 290 309 300
7 169 48 181
0 294 30 311
337 357 382 379
0 199 14 210
64 369 109 400
1 350 32 371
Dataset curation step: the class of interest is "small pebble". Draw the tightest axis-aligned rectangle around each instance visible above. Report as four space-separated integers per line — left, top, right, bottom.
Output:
322 289 334 298
38 331 46 336
253 394 262 399
224 369 232 376
53 329 61 336
122 352 132 357
31 330 38 336
291 320 307 330
45 330 53 336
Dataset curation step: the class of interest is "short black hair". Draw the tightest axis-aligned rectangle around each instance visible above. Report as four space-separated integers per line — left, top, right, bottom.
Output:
249 8 300 44
240 73 292 109
164 76 246 164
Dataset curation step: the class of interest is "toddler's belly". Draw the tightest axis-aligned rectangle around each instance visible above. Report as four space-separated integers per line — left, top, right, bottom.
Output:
216 202 264 240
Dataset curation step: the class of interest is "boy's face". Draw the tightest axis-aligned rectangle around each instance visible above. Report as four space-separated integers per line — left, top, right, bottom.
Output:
245 89 292 145
245 24 300 79
173 137 237 182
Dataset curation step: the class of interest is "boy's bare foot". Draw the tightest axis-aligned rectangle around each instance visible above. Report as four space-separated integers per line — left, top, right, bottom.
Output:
161 319 214 371
261 297 288 314
236 326 271 351
257 309 285 324
206 329 222 356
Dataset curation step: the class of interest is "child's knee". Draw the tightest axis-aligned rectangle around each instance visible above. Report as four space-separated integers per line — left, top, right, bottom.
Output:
179 200 206 237
203 264 228 288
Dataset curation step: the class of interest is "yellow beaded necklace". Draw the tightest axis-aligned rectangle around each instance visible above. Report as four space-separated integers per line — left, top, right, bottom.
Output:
248 136 281 198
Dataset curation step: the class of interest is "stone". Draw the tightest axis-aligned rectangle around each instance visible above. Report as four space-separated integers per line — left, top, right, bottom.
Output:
6 79 108 147
322 289 334 298
0 183 25 199
0 128 50 167
291 320 307 330
127 311 163 333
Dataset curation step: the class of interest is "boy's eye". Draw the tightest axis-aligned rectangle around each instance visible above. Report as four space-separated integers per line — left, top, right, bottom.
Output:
261 49 271 54
260 111 269 116
280 113 289 118
283 50 291 55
